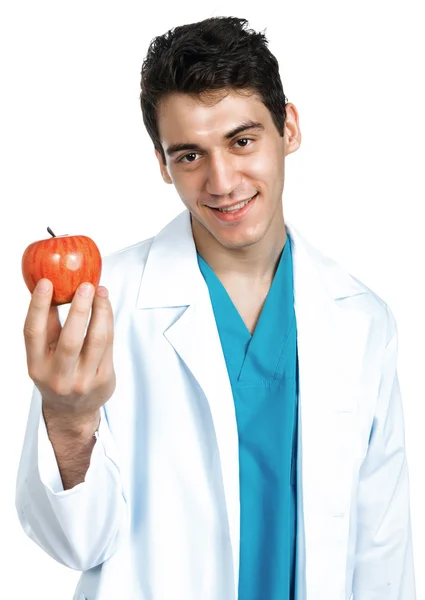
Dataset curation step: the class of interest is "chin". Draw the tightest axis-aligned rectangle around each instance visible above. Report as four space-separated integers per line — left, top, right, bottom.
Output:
191 207 269 250
214 227 266 250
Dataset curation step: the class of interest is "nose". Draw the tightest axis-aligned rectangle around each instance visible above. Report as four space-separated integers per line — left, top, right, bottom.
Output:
205 153 241 197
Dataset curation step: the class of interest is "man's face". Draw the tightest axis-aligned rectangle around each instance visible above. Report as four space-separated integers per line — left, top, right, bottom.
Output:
155 89 300 251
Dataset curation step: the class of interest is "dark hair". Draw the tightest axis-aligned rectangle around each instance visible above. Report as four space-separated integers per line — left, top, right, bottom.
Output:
140 16 288 164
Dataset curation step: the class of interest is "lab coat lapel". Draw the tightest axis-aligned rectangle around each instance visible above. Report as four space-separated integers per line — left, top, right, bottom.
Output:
137 210 241 597
288 223 373 598
164 297 241 592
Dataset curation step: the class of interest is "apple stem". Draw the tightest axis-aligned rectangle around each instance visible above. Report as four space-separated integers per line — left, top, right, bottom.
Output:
47 227 56 237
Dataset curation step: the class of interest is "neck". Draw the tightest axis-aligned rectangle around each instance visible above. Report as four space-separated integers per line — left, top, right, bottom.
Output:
192 209 287 286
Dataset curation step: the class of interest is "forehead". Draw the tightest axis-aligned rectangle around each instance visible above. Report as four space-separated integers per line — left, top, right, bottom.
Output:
157 90 272 144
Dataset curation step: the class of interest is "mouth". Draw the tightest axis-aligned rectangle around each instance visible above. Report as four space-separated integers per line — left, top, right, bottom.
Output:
209 193 258 211
207 193 258 222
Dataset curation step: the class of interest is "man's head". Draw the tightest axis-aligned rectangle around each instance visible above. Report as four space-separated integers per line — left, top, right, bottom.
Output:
139 17 301 252
140 17 288 164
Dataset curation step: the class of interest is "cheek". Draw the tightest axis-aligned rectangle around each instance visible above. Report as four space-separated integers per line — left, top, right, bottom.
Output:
171 166 208 198
245 147 284 184
169 172 201 208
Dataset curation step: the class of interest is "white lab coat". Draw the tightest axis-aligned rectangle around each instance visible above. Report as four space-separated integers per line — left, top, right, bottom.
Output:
16 209 416 600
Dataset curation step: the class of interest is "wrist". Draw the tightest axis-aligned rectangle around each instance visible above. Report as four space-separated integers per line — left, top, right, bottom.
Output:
42 406 100 440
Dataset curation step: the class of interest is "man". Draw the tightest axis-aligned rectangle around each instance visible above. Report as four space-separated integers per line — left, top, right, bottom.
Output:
16 16 415 600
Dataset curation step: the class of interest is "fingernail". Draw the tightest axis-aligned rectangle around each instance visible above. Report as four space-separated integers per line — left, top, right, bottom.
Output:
96 286 108 298
36 279 52 294
78 283 94 297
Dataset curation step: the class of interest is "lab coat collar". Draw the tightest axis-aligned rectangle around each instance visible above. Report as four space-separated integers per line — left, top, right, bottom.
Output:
136 209 366 309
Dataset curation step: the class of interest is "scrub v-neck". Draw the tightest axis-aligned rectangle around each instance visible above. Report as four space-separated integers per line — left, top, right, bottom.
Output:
197 236 299 600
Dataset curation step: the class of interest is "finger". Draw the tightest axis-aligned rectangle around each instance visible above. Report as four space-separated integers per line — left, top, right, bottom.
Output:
52 282 95 377
96 322 115 381
23 279 54 376
45 305 63 352
79 286 114 377
93 290 115 381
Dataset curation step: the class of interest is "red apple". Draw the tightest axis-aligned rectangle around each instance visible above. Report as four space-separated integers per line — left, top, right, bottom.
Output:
22 227 102 305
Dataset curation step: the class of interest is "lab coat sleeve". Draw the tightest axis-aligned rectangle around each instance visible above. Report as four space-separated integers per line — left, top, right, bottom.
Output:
353 305 416 598
15 384 128 572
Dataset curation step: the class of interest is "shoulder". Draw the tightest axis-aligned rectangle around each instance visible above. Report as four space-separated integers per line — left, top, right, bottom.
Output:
100 237 153 282
288 223 395 343
98 237 154 308
103 236 153 271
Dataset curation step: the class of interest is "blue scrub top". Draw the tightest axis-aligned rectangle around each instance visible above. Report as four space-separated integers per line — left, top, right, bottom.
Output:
197 235 299 600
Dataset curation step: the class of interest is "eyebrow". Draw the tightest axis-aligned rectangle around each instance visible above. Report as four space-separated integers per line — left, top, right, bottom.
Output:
165 120 265 157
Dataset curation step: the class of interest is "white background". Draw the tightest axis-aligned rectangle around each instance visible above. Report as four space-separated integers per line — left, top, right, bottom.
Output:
1 0 423 597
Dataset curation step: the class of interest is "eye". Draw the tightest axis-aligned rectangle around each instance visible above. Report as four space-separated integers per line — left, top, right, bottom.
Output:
178 152 200 163
234 138 253 148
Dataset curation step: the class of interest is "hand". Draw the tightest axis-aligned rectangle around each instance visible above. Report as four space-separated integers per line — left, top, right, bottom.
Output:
23 278 116 432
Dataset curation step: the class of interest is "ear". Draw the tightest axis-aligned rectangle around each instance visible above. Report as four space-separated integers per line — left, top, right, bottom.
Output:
283 103 302 157
155 149 173 184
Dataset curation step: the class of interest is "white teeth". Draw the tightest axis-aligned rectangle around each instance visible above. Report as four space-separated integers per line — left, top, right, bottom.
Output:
218 198 250 213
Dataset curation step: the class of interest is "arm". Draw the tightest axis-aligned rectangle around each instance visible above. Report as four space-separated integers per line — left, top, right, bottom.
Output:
43 406 100 490
16 387 128 572
15 279 128 571
353 305 416 598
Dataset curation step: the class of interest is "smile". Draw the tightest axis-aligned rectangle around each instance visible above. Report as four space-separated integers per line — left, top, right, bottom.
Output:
217 198 251 213
209 193 258 211
208 193 258 222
